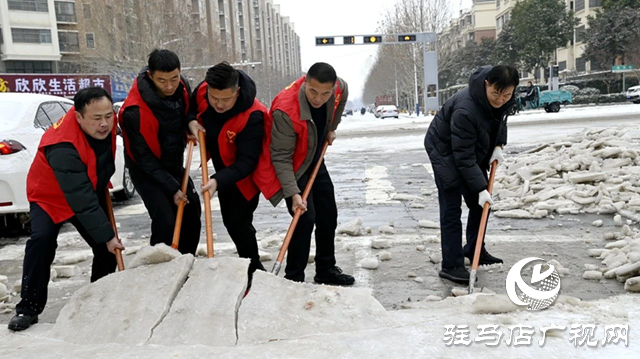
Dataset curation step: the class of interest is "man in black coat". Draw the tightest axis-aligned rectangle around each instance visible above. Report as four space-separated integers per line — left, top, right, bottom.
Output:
119 50 201 255
9 87 124 331
186 62 266 275
424 65 519 284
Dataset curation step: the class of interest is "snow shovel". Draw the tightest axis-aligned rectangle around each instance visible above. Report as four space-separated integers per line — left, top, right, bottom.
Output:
104 188 125 271
272 140 330 275
171 139 196 251
198 130 214 258
468 160 498 294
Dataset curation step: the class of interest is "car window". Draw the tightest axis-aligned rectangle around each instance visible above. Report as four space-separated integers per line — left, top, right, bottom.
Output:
60 102 73 112
34 102 66 130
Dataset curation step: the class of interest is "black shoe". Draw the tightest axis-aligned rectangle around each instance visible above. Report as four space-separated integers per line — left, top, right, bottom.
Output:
465 250 503 266
314 266 355 286
8 314 38 331
439 267 476 284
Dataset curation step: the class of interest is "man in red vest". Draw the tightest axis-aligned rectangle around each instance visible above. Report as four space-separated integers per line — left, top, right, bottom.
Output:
8 87 124 331
187 62 267 276
255 62 354 285
119 49 201 255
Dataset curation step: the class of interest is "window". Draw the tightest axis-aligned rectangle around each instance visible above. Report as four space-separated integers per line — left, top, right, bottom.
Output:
575 25 585 43
575 0 585 11
60 102 73 112
82 3 91 19
8 0 48 12
11 28 52 44
35 102 65 129
576 57 586 72
85 33 95 48
0 28 3 44
5 60 53 73
58 31 79 52
54 1 76 22
589 0 601 8
558 61 567 71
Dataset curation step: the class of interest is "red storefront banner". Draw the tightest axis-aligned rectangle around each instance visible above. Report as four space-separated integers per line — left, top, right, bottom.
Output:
0 74 112 98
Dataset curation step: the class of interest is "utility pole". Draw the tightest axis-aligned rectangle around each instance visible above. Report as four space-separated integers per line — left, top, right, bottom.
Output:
413 45 419 116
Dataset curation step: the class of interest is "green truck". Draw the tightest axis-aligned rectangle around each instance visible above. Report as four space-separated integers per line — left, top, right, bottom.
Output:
510 86 573 115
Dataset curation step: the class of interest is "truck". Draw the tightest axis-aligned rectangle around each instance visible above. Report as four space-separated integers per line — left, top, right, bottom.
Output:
375 95 395 108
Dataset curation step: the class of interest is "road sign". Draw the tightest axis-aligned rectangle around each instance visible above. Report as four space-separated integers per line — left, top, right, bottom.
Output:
315 37 335 45
363 35 382 44
612 65 636 72
398 34 416 42
343 36 355 45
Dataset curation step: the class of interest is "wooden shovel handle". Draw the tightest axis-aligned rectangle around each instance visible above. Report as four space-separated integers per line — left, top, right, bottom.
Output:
171 140 195 250
198 131 214 258
104 188 124 271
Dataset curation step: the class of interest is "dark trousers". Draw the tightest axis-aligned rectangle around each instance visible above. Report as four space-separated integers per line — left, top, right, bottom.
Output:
16 203 116 316
284 161 337 281
217 184 262 273
434 174 489 270
130 169 201 255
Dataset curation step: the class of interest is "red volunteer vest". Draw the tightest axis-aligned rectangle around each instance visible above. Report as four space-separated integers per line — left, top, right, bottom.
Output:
195 82 269 201
26 108 117 223
254 76 342 200
118 76 190 161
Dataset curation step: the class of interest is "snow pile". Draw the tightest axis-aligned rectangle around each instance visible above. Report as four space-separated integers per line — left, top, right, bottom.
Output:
129 243 181 269
493 126 640 220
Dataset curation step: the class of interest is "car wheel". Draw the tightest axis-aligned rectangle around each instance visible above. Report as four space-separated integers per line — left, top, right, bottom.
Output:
114 167 136 201
394 116 399 118
550 102 560 113
544 106 551 113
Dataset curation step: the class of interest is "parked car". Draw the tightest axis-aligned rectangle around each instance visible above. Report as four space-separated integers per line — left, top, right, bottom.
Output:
0 93 134 230
627 85 640 104
342 108 353 117
376 105 399 119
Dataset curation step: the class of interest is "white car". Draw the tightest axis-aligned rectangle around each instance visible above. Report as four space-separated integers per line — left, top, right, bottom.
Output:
626 85 640 104
376 105 399 119
0 93 135 230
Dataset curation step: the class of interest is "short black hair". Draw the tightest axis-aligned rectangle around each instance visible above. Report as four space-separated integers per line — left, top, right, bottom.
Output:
205 62 239 90
74 87 112 115
306 62 337 84
148 49 181 73
486 65 519 93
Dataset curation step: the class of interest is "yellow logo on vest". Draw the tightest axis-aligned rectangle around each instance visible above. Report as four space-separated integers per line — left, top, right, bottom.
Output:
53 117 64 129
226 130 237 143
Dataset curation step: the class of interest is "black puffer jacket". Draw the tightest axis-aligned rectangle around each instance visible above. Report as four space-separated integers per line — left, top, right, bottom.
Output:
187 70 264 193
45 133 115 244
121 68 192 195
424 66 514 192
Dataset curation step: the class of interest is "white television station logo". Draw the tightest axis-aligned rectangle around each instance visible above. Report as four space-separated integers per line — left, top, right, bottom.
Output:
506 257 561 311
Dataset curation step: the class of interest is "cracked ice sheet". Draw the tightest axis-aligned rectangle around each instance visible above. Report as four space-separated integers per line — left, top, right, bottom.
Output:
148 257 249 346
47 254 194 345
237 270 393 345
1 293 637 358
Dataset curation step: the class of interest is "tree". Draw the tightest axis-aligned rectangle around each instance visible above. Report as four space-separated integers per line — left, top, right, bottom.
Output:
583 3 640 68
363 0 452 108
509 0 579 72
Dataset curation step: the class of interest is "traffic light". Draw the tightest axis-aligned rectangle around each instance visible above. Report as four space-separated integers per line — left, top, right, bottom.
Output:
364 35 382 44
552 65 559 77
398 34 416 42
544 67 550 78
315 37 334 45
343 36 355 45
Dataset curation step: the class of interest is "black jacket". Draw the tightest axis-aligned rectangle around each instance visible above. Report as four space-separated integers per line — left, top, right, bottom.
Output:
187 70 264 193
121 68 192 195
424 66 514 192
45 133 115 244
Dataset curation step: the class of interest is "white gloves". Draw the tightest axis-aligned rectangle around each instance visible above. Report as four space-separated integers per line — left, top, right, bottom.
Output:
478 190 494 208
489 146 504 166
